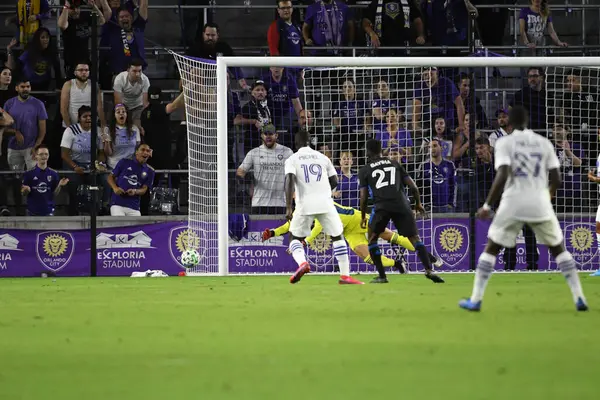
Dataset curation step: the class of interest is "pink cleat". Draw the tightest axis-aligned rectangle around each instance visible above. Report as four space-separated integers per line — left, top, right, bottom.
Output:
290 262 310 284
339 275 364 285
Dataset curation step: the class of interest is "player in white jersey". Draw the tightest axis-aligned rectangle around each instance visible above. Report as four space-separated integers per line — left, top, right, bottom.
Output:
459 106 588 312
284 129 363 285
586 154 600 276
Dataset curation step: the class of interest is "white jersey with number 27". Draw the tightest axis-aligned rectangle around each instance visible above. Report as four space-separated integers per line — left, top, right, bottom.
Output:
284 146 337 215
494 129 560 221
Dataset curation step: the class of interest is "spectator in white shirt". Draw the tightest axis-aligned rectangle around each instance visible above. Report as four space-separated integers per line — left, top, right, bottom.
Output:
113 58 149 134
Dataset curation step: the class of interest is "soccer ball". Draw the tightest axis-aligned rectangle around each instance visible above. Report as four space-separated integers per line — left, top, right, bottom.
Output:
181 249 200 269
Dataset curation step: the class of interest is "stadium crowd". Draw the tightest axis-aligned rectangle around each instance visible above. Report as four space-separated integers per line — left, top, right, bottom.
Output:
0 0 594 218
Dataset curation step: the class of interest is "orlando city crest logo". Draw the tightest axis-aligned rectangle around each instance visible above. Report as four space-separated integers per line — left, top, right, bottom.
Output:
305 232 334 271
564 224 597 267
168 225 207 269
433 224 469 269
36 231 75 272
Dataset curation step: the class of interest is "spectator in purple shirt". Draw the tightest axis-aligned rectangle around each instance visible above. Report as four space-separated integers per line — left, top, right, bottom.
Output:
333 151 359 208
21 144 68 216
100 0 148 76
420 116 453 159
370 78 400 132
262 67 303 134
6 27 62 94
303 0 354 56
376 109 413 163
519 0 566 55
413 67 465 134
333 79 365 134
3 76 48 172
107 142 154 216
419 138 455 212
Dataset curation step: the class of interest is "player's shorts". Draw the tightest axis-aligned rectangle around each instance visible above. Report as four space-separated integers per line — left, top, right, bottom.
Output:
290 208 344 238
596 205 600 222
487 210 563 248
369 208 418 238
345 232 368 251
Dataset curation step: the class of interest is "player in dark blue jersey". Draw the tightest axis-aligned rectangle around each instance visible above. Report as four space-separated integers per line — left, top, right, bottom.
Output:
359 139 444 284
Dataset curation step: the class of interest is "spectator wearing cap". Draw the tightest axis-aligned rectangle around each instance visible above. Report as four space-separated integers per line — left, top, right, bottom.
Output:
487 108 511 148
236 123 293 215
413 67 465 135
238 80 273 153
510 67 546 132
113 58 150 135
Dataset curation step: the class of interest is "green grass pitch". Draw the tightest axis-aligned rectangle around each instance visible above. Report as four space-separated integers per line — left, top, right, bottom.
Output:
1 274 599 400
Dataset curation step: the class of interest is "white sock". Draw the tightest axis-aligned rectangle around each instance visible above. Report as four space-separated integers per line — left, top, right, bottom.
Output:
470 252 496 303
555 251 586 303
333 239 350 276
289 239 307 267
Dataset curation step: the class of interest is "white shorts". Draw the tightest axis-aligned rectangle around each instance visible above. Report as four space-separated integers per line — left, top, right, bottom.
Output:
596 205 600 222
110 205 141 217
289 209 343 238
487 210 563 248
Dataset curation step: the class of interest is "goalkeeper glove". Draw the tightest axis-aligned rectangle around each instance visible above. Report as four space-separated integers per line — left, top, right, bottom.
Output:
262 229 275 242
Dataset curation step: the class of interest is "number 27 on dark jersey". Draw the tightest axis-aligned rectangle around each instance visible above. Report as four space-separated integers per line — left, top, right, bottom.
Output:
358 158 411 210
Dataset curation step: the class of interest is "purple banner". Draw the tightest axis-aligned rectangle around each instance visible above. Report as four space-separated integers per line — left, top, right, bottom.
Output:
0 217 597 277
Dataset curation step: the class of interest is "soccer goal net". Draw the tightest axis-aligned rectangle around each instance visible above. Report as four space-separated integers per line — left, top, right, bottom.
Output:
172 55 600 275
545 66 600 271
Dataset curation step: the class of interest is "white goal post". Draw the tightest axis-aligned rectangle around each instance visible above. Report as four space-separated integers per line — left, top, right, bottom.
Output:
176 55 600 276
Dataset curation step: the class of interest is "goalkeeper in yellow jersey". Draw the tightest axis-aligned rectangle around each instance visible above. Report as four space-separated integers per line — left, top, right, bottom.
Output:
262 202 442 272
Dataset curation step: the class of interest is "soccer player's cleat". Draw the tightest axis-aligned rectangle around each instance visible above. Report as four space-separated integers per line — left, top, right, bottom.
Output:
290 262 310 284
393 259 408 274
261 229 274 242
458 298 482 312
425 272 445 283
590 269 600 277
339 275 364 285
576 297 589 312
370 276 389 284
432 257 443 269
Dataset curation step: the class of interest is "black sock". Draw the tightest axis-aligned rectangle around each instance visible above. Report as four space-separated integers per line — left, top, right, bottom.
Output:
415 242 432 273
368 242 386 278
428 252 437 263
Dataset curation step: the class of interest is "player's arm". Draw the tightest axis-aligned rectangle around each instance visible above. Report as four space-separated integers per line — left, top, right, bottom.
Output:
262 220 290 241
326 158 338 190
481 139 511 212
546 141 562 198
358 167 369 226
482 165 509 209
548 168 562 198
360 187 369 226
404 174 425 214
285 173 296 221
